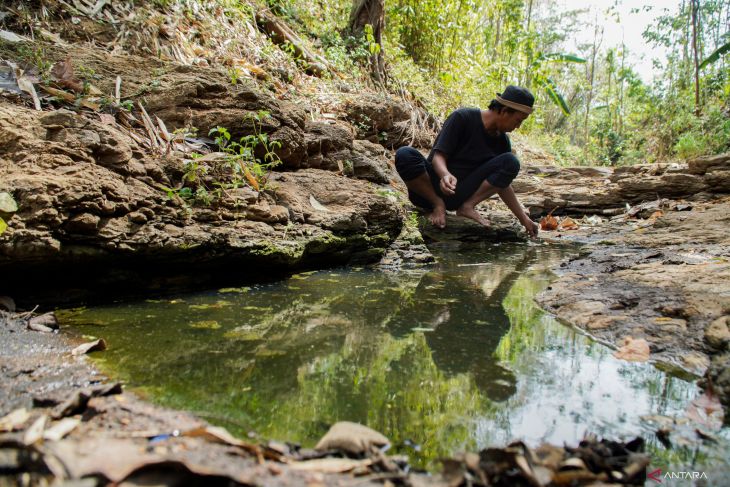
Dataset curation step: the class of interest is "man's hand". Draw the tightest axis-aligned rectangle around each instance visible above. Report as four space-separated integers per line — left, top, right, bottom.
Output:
523 219 539 239
439 174 457 196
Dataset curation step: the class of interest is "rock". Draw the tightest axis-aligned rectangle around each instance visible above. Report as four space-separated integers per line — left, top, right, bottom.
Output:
705 352 730 408
127 211 148 224
39 109 85 128
419 212 524 242
705 316 730 351
687 153 730 175
342 94 410 139
304 120 354 157
65 213 101 234
350 139 392 184
315 421 389 455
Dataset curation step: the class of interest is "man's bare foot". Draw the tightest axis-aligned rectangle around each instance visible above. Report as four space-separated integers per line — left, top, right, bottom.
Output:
429 204 447 228
456 205 490 227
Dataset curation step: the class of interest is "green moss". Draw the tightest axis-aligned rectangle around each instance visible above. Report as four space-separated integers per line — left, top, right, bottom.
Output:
250 240 305 263
304 233 347 254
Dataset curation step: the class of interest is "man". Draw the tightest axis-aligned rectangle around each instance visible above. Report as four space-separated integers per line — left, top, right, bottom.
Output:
395 85 539 238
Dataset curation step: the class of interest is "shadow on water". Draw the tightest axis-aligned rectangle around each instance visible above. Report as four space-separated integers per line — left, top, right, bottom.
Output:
58 242 730 476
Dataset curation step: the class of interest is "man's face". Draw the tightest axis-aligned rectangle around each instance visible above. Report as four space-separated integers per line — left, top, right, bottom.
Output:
498 109 530 132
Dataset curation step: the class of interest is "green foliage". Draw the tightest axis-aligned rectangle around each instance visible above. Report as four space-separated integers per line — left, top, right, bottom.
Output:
209 110 283 190
700 38 730 69
160 111 283 207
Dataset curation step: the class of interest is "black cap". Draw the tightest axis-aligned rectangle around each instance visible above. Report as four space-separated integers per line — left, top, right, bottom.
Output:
497 85 535 108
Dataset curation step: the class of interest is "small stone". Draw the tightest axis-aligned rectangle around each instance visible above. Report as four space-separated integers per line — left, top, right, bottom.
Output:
705 316 730 351
65 213 100 233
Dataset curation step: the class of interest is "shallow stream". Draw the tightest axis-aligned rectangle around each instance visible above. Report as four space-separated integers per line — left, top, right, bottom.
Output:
59 242 729 477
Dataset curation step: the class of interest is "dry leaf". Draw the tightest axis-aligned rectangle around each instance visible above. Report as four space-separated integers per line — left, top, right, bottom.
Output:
23 414 48 445
539 208 559 230
28 312 58 332
17 76 41 110
43 417 81 441
558 217 578 230
182 425 248 447
540 214 558 230
39 85 101 110
289 458 373 473
0 408 30 432
309 195 330 212
71 338 107 356
51 57 84 93
613 336 650 362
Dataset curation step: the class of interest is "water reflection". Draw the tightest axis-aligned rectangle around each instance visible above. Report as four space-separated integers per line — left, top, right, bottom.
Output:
58 243 729 473
388 244 541 402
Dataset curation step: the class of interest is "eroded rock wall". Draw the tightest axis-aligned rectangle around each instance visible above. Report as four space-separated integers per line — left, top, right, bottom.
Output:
0 61 407 305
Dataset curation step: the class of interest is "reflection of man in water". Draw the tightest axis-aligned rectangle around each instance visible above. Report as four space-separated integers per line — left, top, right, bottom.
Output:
389 246 536 401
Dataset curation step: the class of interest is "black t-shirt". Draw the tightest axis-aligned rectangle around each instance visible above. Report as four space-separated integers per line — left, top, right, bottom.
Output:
427 107 511 178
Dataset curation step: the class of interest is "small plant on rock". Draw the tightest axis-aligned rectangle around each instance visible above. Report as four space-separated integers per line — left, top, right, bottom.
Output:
209 110 283 191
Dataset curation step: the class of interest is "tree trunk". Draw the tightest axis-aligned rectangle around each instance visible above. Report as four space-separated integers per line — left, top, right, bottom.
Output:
347 0 386 85
691 0 701 115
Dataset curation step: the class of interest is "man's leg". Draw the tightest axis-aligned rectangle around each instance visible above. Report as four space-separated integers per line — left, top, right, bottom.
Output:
455 180 499 227
448 153 521 227
395 147 448 228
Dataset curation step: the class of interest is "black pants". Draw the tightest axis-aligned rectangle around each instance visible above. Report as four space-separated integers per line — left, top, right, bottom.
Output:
394 147 520 211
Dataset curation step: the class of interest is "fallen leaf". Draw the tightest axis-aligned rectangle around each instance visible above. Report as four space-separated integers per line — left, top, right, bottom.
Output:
43 417 81 441
17 76 41 110
182 425 248 447
613 336 650 362
309 195 330 212
51 57 84 93
289 458 373 473
0 29 26 43
649 210 663 219
0 408 30 432
23 414 48 445
558 217 579 230
71 338 107 356
539 208 558 230
28 312 58 332
51 382 123 419
315 421 389 455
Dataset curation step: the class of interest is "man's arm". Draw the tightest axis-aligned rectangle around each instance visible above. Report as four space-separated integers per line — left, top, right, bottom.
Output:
432 151 457 196
498 185 539 238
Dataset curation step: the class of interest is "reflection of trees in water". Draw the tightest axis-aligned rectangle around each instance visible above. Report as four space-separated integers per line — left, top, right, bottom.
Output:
387 244 539 402
72 244 566 466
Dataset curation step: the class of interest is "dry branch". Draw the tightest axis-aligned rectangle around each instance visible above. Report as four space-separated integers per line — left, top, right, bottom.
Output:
254 10 329 77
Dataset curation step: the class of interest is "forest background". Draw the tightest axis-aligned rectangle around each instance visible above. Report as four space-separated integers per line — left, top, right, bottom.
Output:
259 0 729 166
